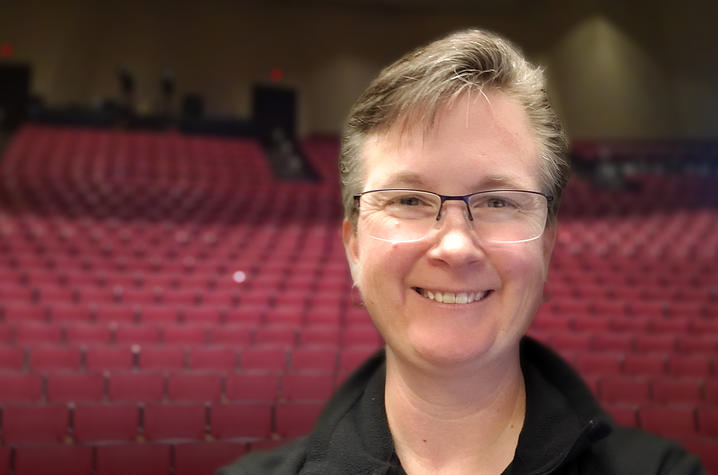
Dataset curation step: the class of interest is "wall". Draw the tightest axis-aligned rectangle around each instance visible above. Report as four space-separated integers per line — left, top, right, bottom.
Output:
1 0 716 139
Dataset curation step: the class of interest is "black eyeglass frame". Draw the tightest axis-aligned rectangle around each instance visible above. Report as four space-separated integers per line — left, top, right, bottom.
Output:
353 188 554 222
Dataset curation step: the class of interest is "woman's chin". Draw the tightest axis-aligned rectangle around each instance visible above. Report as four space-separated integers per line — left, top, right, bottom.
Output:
407 335 496 370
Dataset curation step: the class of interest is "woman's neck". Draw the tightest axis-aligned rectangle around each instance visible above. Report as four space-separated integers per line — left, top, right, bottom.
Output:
384 347 526 475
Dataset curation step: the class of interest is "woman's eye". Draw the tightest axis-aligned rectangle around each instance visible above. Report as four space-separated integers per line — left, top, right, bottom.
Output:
474 195 519 210
487 198 508 208
398 196 422 206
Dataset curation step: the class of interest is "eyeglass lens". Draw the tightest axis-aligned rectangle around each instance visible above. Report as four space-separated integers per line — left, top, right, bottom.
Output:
358 190 548 243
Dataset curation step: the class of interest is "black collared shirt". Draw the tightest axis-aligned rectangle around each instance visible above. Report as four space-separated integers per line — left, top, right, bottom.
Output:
218 338 706 474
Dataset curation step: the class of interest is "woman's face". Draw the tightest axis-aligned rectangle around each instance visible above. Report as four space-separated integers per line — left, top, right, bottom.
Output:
343 91 556 371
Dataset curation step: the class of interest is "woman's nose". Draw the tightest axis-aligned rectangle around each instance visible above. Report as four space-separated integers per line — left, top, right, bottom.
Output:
427 203 485 266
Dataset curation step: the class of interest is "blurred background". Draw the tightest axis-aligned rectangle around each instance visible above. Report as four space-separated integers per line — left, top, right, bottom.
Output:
1 0 716 139
0 1 716 474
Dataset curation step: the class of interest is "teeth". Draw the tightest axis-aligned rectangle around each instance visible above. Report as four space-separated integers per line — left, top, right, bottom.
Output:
418 288 489 304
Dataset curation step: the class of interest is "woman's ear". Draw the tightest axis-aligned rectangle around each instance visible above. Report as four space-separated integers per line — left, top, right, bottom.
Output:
342 218 360 283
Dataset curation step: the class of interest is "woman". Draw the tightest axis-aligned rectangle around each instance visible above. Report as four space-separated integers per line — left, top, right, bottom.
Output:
219 28 704 474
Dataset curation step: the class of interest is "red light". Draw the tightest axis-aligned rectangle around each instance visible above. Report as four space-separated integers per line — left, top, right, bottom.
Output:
270 67 284 82
0 43 13 58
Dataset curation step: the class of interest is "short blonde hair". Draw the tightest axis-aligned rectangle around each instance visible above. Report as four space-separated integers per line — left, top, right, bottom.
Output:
339 28 569 226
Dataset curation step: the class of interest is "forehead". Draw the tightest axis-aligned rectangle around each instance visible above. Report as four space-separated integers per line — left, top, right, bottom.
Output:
360 90 541 193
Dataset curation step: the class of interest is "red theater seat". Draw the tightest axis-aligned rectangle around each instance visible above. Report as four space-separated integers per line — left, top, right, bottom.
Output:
629 301 669 319
0 373 43 402
73 403 139 442
639 405 697 438
576 353 623 377
345 306 372 325
168 372 223 402
77 287 116 305
3 303 46 322
651 378 703 404
591 333 634 352
697 406 718 438
47 372 105 402
550 331 592 351
240 346 287 371
0 327 9 344
273 290 307 309
281 372 335 401
65 323 112 344
173 441 246 475
108 371 165 402
0 447 8 475
225 372 279 402
183 306 224 325
0 285 34 304
140 306 181 324
139 346 186 370
622 353 667 376
651 318 688 333
205 292 241 311
634 333 677 353
706 380 718 404
299 325 340 346
209 325 253 346
610 315 651 332
604 404 638 427
255 325 297 346
599 376 650 404
143 403 207 441
306 304 344 325
668 354 713 378
677 334 718 355
572 317 611 332
35 285 74 305
29 346 82 371
123 289 162 307
290 346 338 371
15 324 63 344
342 326 382 346
0 346 25 370
264 306 304 325
96 443 171 475
189 346 238 370
163 325 208 345
116 324 160 344
85 345 135 371
94 304 136 324
14 445 92 475
163 289 199 305
211 403 273 439
2 404 69 444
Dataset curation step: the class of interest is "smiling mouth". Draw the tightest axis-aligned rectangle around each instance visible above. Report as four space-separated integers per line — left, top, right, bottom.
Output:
412 287 493 304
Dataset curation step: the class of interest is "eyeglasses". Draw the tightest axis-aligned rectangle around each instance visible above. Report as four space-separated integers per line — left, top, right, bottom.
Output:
353 188 553 244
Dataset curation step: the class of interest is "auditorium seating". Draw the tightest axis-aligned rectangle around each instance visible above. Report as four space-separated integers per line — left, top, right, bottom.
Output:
0 126 716 473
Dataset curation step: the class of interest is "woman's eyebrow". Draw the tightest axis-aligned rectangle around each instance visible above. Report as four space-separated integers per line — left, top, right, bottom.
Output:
377 171 428 188
476 175 525 189
375 172 527 190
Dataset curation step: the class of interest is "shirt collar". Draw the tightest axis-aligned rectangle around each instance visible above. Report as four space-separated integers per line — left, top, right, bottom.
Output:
304 338 611 474
503 338 612 474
